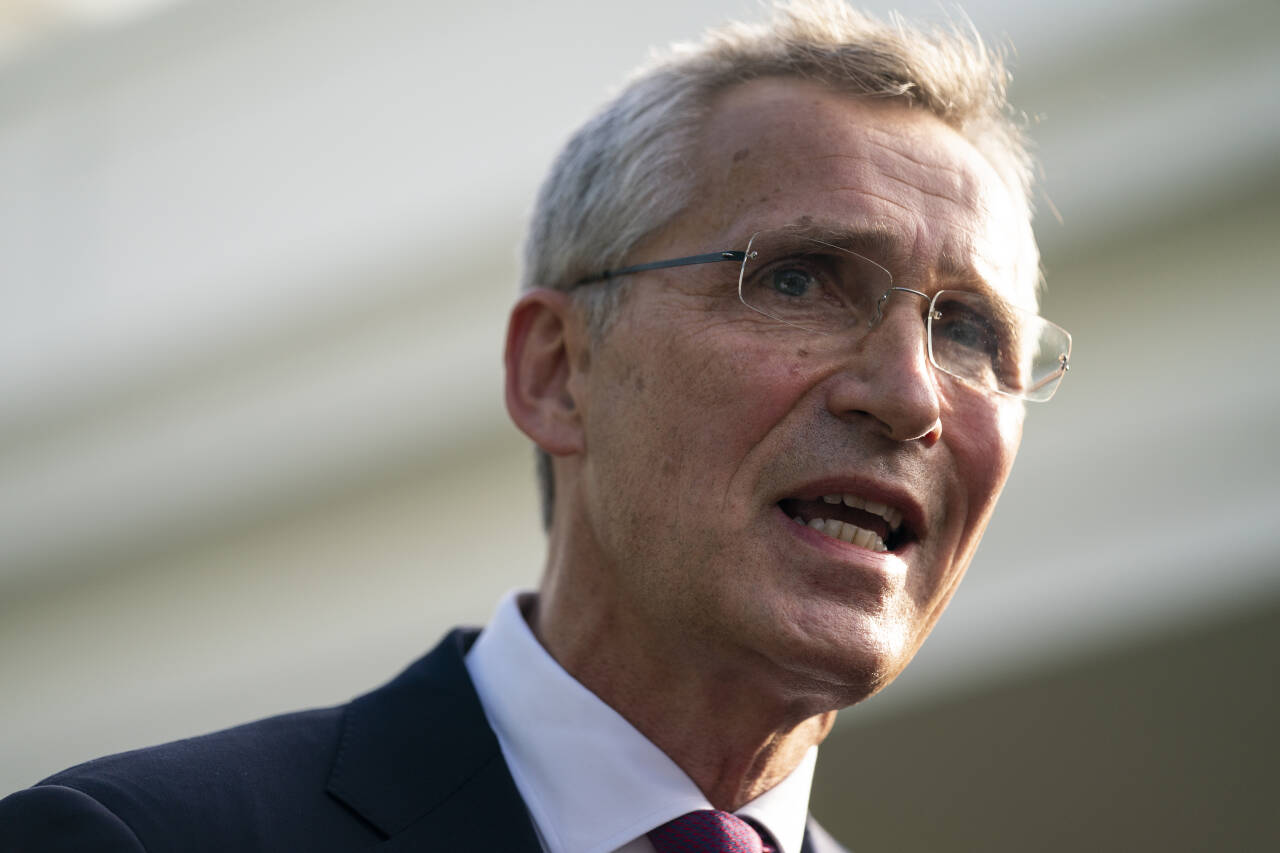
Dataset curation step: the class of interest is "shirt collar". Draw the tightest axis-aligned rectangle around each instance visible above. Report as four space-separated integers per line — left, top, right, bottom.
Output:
465 590 817 853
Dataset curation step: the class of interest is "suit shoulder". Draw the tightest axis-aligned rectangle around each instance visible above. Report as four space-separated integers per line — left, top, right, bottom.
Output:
4 706 377 852
0 784 145 852
41 705 344 794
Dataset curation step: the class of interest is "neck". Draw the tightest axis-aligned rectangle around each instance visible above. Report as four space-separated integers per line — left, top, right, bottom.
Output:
528 580 837 810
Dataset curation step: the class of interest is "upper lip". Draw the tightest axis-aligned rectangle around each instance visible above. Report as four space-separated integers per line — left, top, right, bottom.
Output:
774 477 927 544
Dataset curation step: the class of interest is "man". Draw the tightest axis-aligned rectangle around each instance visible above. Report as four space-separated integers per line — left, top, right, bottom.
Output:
0 1 1070 851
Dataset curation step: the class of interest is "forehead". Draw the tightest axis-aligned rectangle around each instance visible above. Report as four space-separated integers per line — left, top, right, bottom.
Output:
684 78 1036 308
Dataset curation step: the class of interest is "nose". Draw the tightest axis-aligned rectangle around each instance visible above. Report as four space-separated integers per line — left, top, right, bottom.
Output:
826 289 942 444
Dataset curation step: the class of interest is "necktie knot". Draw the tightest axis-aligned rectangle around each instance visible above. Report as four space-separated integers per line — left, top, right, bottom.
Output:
647 809 776 853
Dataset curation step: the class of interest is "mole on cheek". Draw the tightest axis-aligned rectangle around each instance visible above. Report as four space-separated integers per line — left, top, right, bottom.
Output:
732 147 751 163
786 350 812 379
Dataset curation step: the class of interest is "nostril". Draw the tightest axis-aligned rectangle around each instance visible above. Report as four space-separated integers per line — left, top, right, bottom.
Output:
893 416 942 444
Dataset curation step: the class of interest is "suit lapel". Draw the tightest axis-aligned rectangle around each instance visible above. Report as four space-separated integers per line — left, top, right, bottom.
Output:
323 628 849 853
326 629 542 852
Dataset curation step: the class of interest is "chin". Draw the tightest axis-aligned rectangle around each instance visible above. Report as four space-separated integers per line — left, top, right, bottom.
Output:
758 606 915 709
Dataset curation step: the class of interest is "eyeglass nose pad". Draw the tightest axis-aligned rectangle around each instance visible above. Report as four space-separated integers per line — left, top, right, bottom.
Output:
869 292 889 328
869 286 930 328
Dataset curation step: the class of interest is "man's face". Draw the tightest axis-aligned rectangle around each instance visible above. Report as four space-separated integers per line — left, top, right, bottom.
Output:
566 79 1029 706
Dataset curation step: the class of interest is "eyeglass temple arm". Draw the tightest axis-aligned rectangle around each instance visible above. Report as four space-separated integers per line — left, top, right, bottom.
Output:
573 251 746 287
1024 353 1071 394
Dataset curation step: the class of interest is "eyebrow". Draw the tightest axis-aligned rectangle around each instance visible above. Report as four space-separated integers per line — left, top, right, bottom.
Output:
768 222 900 262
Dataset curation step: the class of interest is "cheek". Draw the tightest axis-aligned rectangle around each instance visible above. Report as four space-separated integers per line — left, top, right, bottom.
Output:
947 397 1024 535
608 336 823 517
679 341 822 453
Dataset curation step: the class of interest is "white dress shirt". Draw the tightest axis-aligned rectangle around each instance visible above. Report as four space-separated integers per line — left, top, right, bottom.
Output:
464 591 818 853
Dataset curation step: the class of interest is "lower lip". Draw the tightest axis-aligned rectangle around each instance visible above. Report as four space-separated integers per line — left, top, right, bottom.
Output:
774 505 911 570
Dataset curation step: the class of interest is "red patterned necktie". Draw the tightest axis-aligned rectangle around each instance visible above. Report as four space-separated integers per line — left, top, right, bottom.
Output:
647 810 777 853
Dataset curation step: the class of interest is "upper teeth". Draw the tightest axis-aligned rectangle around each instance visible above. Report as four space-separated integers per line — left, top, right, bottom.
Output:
820 493 904 530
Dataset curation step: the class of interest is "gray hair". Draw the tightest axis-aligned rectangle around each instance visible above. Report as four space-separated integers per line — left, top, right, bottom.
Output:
523 0 1038 529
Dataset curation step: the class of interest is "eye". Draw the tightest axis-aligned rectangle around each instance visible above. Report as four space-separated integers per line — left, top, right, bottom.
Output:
937 309 996 353
770 267 817 298
929 293 1022 392
739 235 882 333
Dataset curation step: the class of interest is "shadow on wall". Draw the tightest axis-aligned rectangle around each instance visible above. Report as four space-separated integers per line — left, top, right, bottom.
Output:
812 598 1280 852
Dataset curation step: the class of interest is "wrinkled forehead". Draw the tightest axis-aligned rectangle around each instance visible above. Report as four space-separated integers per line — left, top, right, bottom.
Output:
685 79 1039 310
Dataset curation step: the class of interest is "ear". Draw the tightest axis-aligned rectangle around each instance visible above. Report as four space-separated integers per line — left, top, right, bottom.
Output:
503 288 588 456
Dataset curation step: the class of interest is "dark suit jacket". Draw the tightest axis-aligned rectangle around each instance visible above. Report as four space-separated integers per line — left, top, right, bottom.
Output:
0 629 849 852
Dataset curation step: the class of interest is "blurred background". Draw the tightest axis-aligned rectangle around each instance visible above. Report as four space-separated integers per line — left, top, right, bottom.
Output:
1 0 1276 849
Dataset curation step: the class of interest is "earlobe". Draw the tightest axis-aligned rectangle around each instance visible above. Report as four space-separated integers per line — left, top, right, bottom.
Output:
503 288 588 456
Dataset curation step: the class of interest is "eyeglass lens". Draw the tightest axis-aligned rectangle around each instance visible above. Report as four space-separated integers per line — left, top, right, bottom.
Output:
737 228 1071 401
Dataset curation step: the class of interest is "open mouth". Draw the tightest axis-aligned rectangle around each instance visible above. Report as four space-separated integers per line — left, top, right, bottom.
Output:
778 493 912 552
